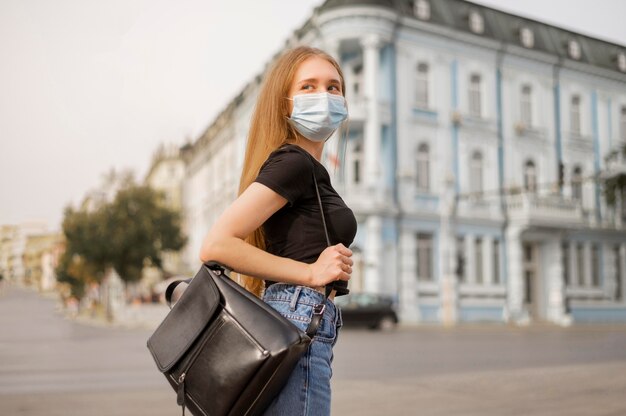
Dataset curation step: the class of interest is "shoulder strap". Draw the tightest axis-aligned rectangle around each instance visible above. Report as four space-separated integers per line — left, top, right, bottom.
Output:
304 151 335 338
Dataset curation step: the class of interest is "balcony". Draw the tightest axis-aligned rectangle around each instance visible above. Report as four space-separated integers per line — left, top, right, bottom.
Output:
505 193 584 227
346 97 392 125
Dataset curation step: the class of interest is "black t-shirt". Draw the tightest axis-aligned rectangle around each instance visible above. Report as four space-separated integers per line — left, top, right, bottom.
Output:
254 144 357 296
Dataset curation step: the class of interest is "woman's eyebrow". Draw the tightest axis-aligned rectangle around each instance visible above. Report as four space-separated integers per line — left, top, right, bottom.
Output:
297 78 341 85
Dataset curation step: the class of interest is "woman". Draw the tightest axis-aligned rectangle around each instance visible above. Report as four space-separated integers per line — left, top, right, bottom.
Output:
199 46 357 415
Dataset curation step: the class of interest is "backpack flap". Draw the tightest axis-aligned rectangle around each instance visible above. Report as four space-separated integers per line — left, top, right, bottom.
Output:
147 265 221 372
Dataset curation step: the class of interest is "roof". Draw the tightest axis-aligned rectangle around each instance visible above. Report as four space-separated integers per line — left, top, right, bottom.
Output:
318 0 626 75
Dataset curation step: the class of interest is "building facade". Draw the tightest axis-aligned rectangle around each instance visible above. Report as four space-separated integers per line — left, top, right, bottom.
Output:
180 0 626 324
145 143 187 275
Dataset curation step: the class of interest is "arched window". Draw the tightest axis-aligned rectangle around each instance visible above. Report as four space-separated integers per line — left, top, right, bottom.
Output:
416 143 430 191
470 151 483 195
414 0 431 20
415 62 429 108
571 166 583 201
469 11 484 34
521 84 532 126
520 27 534 49
469 73 482 117
571 95 581 135
524 160 537 193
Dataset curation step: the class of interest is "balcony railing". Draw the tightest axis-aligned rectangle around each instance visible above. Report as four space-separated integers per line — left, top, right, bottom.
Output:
505 193 583 226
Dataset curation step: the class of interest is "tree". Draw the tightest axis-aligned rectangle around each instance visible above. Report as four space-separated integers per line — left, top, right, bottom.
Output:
603 143 626 210
56 180 187 297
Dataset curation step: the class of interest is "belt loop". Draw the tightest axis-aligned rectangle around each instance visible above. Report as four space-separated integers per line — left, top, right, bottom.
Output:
289 286 302 311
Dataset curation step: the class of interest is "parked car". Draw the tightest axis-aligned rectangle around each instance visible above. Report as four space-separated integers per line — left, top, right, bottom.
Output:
334 293 398 330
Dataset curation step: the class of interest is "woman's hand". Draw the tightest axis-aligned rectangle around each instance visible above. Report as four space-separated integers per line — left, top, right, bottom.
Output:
308 243 353 287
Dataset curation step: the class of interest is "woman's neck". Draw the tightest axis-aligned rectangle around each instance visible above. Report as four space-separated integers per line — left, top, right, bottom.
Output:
294 138 324 161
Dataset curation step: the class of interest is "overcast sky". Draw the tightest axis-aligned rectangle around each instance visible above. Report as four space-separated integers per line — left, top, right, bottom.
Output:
1 0 625 232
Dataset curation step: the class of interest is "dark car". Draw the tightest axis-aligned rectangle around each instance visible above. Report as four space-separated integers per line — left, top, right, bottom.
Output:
335 293 399 330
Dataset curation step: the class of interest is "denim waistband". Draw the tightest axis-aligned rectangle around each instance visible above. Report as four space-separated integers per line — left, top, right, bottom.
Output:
263 283 336 314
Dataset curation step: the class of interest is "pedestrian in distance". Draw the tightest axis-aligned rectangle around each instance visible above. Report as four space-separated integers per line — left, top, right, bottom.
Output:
199 46 356 415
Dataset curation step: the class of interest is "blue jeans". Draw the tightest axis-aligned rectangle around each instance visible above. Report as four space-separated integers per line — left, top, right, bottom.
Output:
262 284 343 416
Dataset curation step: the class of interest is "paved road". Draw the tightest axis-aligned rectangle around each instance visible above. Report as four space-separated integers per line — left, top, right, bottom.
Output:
1 284 625 415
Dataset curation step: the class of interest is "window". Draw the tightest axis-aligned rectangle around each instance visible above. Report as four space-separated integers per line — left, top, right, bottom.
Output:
416 233 433 281
568 40 581 60
469 73 482 117
621 106 626 142
353 64 363 100
456 236 466 282
618 52 626 73
591 244 600 287
576 243 585 286
524 160 537 193
415 62 429 108
562 242 570 286
520 84 532 126
469 151 483 195
520 27 534 48
469 11 484 34
615 245 623 301
414 0 431 20
416 143 430 191
475 237 483 284
493 240 500 284
571 166 583 202
352 143 363 185
570 95 581 135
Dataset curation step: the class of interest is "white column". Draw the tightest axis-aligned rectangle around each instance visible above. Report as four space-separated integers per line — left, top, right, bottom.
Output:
439 184 458 325
544 239 569 325
484 235 494 285
618 244 626 302
399 230 419 322
581 241 591 287
361 34 382 190
506 226 527 323
364 215 382 293
466 235 476 284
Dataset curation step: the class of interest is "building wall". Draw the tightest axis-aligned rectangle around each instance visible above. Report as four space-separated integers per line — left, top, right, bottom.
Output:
179 0 626 324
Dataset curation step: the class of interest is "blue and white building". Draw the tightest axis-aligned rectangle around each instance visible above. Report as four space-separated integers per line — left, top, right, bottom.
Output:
181 0 626 325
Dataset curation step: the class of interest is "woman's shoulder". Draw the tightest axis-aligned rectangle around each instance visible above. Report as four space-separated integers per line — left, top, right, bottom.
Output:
263 144 314 169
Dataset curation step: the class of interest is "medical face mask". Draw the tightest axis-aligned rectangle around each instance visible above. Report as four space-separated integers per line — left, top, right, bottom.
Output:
288 92 348 142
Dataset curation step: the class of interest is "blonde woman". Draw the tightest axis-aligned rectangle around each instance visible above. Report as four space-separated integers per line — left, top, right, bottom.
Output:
199 46 356 415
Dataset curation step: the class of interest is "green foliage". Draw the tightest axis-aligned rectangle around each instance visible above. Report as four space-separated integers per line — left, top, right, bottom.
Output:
56 180 187 297
603 143 626 207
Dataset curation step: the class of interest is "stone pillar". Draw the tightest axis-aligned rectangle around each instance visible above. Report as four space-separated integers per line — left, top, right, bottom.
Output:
544 239 570 325
361 34 382 190
583 242 592 287
439 181 458 325
465 235 476 284
399 230 419 322
506 226 527 324
364 215 382 294
484 235 494 285
620 245 626 302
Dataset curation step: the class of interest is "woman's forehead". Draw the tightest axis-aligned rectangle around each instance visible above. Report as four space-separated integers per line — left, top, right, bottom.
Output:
293 56 340 82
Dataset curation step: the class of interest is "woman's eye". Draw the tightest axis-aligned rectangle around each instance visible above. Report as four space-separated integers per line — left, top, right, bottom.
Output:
302 84 314 90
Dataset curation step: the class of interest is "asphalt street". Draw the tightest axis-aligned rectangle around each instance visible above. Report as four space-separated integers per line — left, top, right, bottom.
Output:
1 284 625 415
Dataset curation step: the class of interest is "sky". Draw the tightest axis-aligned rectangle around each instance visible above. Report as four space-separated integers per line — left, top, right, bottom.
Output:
1 0 625 232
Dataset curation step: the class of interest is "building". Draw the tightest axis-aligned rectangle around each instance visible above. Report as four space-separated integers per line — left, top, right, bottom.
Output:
145 143 187 275
22 232 64 291
180 0 626 324
0 221 48 284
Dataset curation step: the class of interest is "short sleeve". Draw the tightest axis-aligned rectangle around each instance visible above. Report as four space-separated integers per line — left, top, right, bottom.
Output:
254 147 313 206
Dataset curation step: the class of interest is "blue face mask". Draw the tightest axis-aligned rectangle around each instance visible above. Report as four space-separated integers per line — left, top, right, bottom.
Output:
288 92 348 142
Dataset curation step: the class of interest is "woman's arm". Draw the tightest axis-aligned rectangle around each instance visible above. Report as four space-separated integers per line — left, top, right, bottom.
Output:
199 182 352 287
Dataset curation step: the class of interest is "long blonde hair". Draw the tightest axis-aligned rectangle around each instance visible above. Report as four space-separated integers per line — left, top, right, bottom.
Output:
237 46 346 297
